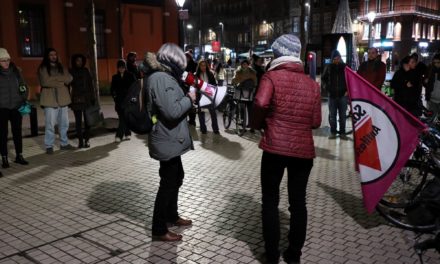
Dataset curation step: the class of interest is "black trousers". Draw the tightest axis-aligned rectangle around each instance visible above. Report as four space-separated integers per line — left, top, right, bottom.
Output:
152 156 184 236
73 110 90 144
115 109 131 139
261 151 313 262
0 108 23 157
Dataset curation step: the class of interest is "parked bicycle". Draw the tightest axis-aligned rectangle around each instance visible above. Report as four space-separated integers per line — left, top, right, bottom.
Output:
222 80 255 136
375 110 440 263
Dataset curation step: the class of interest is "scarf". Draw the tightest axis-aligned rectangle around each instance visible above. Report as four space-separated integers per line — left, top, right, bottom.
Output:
158 59 185 87
268 56 302 71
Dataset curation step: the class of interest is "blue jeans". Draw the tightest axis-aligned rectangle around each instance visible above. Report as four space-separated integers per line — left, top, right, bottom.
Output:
44 106 69 148
328 96 348 134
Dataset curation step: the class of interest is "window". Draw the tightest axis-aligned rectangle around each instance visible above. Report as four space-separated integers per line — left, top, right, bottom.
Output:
365 0 369 14
18 5 46 57
376 0 381 13
363 24 370 40
95 11 106 58
374 22 381 39
386 21 394 38
388 0 394 11
312 14 320 36
323 12 332 33
293 17 300 33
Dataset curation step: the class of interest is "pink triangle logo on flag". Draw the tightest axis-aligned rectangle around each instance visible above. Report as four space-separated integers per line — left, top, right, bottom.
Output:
345 67 426 213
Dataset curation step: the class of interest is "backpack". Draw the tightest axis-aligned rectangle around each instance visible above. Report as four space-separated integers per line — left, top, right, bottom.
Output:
405 177 440 226
122 78 153 135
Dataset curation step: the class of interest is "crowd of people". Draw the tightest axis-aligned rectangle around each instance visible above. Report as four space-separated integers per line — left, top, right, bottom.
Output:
2 36 440 263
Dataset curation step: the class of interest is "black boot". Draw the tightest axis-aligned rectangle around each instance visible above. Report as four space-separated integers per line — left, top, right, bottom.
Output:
0 170 3 177
2 156 9 168
78 137 84 148
84 140 90 148
14 154 29 165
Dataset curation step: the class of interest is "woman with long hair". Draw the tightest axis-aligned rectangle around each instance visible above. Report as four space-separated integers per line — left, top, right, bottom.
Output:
0 48 29 169
195 59 220 134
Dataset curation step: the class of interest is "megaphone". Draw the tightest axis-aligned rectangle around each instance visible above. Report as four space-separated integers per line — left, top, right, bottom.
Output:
182 71 227 108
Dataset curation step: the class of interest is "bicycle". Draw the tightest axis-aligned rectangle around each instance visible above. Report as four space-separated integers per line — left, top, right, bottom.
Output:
222 80 254 136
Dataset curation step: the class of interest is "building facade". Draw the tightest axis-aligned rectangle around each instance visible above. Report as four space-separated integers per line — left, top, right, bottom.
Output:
356 0 440 68
0 0 179 98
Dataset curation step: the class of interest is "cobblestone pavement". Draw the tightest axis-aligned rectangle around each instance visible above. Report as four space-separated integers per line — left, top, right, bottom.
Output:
0 97 439 264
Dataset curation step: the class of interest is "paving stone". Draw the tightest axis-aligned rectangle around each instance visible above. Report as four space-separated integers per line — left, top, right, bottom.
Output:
0 98 438 264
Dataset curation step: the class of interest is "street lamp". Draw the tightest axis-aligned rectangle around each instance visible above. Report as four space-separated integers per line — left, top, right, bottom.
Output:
219 22 224 61
175 0 186 48
367 11 376 48
186 24 193 47
263 20 268 44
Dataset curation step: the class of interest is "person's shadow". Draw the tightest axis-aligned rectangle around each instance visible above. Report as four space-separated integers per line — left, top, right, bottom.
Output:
10 142 118 184
87 181 184 262
197 133 244 160
214 192 290 263
316 182 386 229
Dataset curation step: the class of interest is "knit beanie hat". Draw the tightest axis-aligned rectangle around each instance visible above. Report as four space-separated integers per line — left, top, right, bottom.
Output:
271 34 301 58
331 50 341 60
0 48 11 60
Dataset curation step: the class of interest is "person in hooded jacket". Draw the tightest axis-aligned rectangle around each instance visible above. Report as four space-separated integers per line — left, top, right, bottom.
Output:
145 43 196 242
425 54 440 115
69 54 96 148
250 34 321 264
321 50 348 139
110 60 137 142
0 48 29 169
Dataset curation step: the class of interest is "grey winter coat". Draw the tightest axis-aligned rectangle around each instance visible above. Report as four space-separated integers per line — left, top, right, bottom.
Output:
147 71 193 161
0 65 28 109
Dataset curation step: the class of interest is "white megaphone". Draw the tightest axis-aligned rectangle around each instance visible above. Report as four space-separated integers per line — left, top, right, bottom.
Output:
182 71 227 108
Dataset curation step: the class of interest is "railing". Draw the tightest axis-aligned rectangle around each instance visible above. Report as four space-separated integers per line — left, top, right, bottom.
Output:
360 5 440 17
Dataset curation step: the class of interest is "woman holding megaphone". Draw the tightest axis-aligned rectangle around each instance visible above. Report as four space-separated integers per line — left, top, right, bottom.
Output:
194 59 220 134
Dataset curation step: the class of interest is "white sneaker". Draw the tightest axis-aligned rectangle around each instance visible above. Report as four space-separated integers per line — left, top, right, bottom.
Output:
115 137 122 143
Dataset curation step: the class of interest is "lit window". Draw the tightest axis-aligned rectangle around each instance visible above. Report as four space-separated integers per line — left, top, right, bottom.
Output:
374 22 381 39
394 22 401 41
18 5 46 57
386 22 394 38
362 24 370 40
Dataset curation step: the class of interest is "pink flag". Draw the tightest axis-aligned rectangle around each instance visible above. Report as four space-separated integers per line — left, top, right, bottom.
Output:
344 67 427 213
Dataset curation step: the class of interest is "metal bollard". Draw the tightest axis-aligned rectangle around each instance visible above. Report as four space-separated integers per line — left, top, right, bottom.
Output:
30 105 38 137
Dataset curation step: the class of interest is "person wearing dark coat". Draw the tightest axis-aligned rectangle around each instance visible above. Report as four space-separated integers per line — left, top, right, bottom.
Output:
195 59 220 134
425 54 440 115
126 52 141 79
110 60 137 142
357 47 386 89
391 56 420 116
321 50 348 139
0 48 29 169
69 54 96 148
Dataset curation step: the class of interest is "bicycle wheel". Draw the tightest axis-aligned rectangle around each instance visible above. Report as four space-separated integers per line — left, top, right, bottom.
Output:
376 160 437 232
222 100 234 129
235 102 247 136
380 160 435 208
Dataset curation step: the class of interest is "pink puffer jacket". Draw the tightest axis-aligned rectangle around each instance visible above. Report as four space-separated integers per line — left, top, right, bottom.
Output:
250 62 321 158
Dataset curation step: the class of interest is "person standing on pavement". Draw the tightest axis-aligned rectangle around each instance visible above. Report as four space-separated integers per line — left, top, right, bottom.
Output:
357 47 386 90
110 59 136 142
69 54 96 148
391 56 420 116
425 54 440 116
38 48 73 154
321 50 348 140
214 62 226 86
126 52 141 79
0 48 29 169
147 43 196 242
195 59 220 134
250 34 321 264
409 53 428 116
